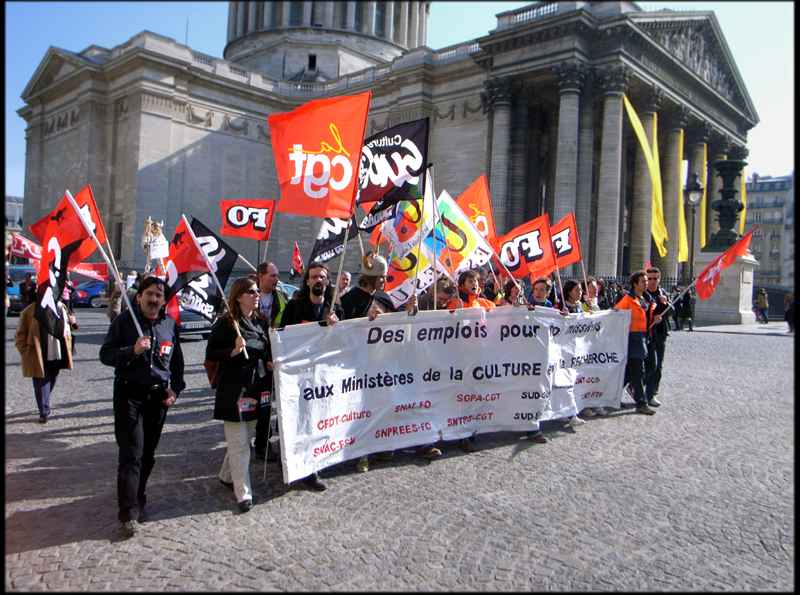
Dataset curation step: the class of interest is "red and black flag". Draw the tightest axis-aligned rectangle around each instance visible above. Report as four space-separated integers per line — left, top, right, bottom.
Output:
163 217 210 303
289 242 304 281
34 186 106 337
308 216 359 264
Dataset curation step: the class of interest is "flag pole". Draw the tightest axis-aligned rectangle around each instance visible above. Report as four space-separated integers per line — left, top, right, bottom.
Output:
64 190 143 337
237 254 258 272
262 239 270 263
410 167 433 311
331 195 360 309
580 259 589 302
104 239 121 281
183 215 248 359
554 266 565 309
648 281 695 330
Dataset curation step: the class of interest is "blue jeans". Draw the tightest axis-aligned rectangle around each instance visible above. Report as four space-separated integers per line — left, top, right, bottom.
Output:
33 362 62 417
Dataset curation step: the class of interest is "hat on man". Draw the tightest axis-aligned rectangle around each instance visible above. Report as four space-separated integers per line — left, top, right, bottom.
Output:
360 253 388 276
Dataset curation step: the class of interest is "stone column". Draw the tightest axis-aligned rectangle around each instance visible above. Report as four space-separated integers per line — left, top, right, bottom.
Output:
484 77 516 235
346 1 356 30
575 74 595 269
228 2 238 41
324 1 334 27
525 106 544 221
508 95 529 231
282 1 291 26
247 1 258 32
682 120 713 277
302 1 312 25
629 87 663 273
384 1 395 41
544 111 558 221
704 134 733 249
365 1 376 35
398 1 409 46
408 1 419 48
595 64 632 278
419 2 428 46
237 1 247 35
263 2 273 28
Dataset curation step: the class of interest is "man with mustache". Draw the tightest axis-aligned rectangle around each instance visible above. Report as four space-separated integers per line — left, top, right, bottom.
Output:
100 276 184 537
279 262 343 491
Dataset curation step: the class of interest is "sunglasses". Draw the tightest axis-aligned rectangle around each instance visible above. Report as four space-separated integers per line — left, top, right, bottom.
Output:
243 288 259 295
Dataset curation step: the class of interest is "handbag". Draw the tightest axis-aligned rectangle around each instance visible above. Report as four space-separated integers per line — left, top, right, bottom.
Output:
204 359 220 389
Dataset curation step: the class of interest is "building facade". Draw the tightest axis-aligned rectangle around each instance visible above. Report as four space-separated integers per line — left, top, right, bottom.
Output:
18 1 758 280
744 172 794 287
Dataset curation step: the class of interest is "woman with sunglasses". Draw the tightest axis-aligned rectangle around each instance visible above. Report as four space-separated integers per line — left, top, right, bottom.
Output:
206 276 273 513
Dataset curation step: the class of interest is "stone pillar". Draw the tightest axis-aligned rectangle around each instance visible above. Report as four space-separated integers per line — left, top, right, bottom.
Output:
525 106 544 222
398 1 409 46
576 74 595 269
419 2 428 46
302 1 312 25
384 1 394 41
237 1 247 35
247 1 258 32
324 1 334 27
595 65 632 278
618 122 629 275
682 120 713 277
484 77 515 234
263 2 273 27
544 111 558 221
365 1 376 35
282 1 291 26
408 1 419 48
508 96 529 231
228 2 238 41
704 134 733 249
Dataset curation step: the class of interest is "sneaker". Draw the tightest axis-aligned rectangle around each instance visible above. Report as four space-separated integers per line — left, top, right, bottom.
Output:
593 407 607 416
636 405 657 415
373 451 394 461
568 416 585 427
648 398 662 407
302 472 327 491
220 479 234 490
356 457 369 473
459 439 476 453
580 408 596 418
238 499 253 513
527 432 548 444
39 415 49 424
421 445 442 459
121 519 140 537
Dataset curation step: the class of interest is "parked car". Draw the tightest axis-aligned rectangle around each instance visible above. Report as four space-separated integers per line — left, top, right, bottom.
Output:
6 265 38 315
73 280 107 308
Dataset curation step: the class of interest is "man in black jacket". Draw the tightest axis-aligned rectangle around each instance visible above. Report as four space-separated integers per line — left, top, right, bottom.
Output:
279 262 342 491
100 276 185 537
643 267 669 408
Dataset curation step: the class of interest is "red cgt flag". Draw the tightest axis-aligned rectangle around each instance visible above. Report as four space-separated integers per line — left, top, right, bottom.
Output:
269 92 371 219
490 214 557 280
289 242 304 280
163 217 211 303
456 174 497 243
219 199 277 241
550 213 582 269
695 227 758 300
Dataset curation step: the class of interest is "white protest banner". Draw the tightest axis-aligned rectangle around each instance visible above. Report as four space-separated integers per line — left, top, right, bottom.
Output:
149 236 169 260
271 306 630 483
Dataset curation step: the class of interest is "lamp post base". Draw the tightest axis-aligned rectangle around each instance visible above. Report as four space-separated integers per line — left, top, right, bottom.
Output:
693 252 759 325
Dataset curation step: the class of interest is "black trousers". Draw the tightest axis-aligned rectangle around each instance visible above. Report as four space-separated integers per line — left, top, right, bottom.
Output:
113 378 168 522
625 348 656 407
644 338 667 400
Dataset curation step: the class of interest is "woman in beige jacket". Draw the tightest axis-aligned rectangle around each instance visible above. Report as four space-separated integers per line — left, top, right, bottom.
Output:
14 302 77 423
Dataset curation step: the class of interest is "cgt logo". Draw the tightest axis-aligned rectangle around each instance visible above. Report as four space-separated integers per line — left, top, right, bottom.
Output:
225 205 272 230
499 230 545 273
288 124 353 199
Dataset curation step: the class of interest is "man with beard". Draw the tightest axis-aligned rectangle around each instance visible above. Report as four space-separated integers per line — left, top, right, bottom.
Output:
100 276 184 537
340 254 423 472
253 261 288 463
333 271 351 305
279 262 343 491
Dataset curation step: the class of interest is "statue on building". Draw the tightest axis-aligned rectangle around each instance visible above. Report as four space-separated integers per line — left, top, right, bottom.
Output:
140 216 167 273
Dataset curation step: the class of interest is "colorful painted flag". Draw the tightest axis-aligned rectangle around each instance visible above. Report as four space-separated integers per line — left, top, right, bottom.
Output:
382 170 435 261
695 227 757 300
455 174 496 242
550 213 583 270
358 117 429 209
10 233 42 260
433 189 494 277
490 214 557 280
308 216 359 264
270 92 371 219
219 199 277 241
290 242 304 280
384 243 449 308
163 217 211 303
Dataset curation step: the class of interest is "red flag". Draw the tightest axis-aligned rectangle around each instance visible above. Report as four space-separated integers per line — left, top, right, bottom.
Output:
289 242 304 280
550 213 582 269
695 227 758 300
490 215 557 280
69 262 109 282
165 295 181 325
163 218 211 302
10 233 43 260
270 92 371 219
456 174 497 242
29 212 50 245
370 221 388 246
646 261 652 270
219 199 276 241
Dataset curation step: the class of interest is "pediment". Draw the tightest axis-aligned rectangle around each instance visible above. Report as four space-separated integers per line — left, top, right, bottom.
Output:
22 47 96 100
632 12 758 124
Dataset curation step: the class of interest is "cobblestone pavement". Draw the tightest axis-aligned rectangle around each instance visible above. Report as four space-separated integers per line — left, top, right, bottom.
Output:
5 310 794 591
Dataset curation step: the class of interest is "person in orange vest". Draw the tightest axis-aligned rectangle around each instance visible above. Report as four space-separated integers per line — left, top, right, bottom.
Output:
446 269 496 312
614 270 662 415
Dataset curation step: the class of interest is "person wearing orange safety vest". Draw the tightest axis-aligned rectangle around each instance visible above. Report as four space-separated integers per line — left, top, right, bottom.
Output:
614 270 662 416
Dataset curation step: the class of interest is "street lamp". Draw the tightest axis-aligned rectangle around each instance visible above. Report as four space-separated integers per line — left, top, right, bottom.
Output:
685 173 704 282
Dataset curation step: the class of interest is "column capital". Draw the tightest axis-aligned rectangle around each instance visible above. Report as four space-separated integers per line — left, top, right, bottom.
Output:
552 60 591 93
708 133 733 157
483 76 517 108
661 103 691 130
644 85 665 113
685 119 714 145
728 145 749 160
599 64 633 94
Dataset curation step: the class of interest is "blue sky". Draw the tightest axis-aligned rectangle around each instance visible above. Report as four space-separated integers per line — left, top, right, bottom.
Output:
5 2 794 197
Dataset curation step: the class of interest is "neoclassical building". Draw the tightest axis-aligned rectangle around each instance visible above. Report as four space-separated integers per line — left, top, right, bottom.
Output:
18 1 758 280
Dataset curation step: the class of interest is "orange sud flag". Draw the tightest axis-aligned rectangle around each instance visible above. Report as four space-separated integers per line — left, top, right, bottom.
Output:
490 214 557 280
455 174 496 242
269 91 371 219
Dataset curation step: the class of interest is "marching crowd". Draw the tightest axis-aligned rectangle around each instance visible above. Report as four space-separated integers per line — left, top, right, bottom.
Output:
10 255 729 537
